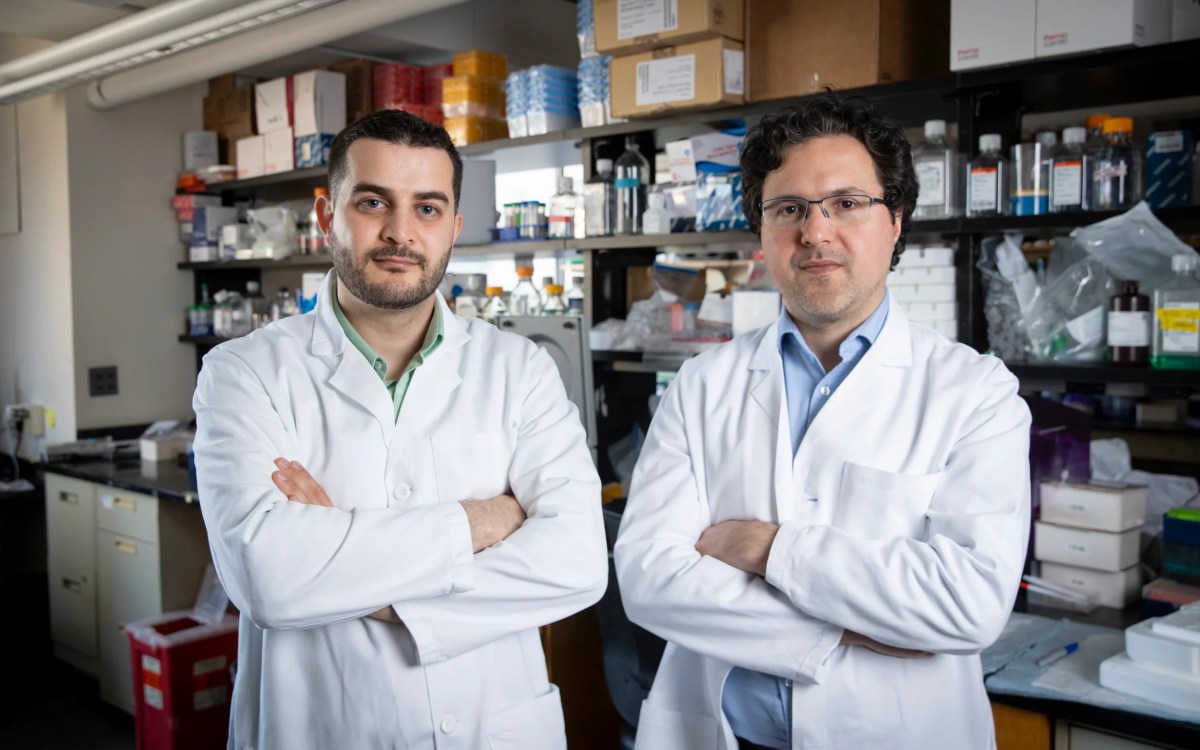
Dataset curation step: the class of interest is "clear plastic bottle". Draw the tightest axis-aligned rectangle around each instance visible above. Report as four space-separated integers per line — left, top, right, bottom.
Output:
642 191 671 235
1082 113 1112 210
1049 126 1087 213
455 273 487 320
510 266 542 315
585 158 616 237
307 187 329 254
482 286 509 324
1152 254 1200 369
244 280 270 330
542 283 567 314
270 287 300 321
912 119 961 220
614 138 649 235
548 175 577 239
1091 117 1143 211
966 133 1009 217
566 275 586 314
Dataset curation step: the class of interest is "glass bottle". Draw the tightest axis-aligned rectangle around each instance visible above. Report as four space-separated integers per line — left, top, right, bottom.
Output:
1091 117 1143 211
585 158 616 237
566 275 586 314
1049 126 1087 213
1152 254 1200 369
542 283 567 314
307 187 329 254
482 286 509 324
1082 113 1112 210
912 119 961 220
614 138 649 235
548 175 577 239
966 133 1008 217
510 266 542 315
1107 280 1150 367
270 287 300 321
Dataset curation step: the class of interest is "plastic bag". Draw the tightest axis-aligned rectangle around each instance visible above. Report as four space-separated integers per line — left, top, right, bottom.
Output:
1069 201 1194 293
977 233 1034 361
1023 255 1115 363
246 206 296 260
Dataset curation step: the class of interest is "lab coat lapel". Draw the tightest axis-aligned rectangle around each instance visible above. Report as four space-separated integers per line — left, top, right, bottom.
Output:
748 322 782 426
393 294 466 436
744 325 795 524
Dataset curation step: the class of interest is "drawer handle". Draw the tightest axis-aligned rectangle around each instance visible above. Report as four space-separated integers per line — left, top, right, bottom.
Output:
114 539 137 555
59 491 79 504
113 497 137 512
60 577 82 593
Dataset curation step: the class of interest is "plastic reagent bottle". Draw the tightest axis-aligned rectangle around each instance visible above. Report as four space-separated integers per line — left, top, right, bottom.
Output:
913 119 960 220
566 276 585 313
967 133 1008 217
642 191 671 235
614 137 649 235
585 158 616 237
1050 126 1087 213
482 286 508 324
1091 117 1143 211
542 284 567 315
1152 254 1200 369
1082 113 1112 210
548 175 577 239
510 266 543 315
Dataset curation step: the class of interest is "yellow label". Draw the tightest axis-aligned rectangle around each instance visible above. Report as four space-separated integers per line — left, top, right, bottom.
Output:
1156 308 1200 332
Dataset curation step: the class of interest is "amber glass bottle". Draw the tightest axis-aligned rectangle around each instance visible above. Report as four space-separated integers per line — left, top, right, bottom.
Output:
1107 280 1150 366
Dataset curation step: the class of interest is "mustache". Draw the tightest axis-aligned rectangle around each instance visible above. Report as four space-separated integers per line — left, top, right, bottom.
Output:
791 252 847 268
365 245 426 267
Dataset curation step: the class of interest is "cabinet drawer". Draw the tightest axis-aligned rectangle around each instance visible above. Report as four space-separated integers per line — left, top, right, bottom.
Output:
44 474 96 569
47 559 97 659
96 487 158 542
97 530 161 714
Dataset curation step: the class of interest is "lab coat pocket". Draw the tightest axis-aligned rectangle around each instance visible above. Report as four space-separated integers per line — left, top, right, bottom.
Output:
633 701 721 750
836 462 942 540
486 684 566 750
431 429 517 504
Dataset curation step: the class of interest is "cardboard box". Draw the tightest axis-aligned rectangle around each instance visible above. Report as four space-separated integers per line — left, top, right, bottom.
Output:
181 131 218 172
191 206 238 242
1034 520 1141 572
235 135 265 178
1036 0 1171 58
295 133 335 169
748 0 949 101
595 0 743 55
1146 130 1193 208
262 127 294 174
255 76 292 133
292 69 346 137
950 0 1036 71
221 86 255 143
330 58 377 123
1174 0 1200 41
665 130 743 182
610 37 744 119
1040 561 1143 609
1039 480 1149 532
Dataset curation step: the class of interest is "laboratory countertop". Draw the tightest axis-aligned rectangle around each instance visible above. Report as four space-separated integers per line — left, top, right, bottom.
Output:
42 458 198 505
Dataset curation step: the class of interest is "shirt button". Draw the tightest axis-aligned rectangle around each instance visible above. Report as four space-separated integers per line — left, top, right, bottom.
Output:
786 679 793 687
439 715 457 734
818 385 831 396
393 483 412 501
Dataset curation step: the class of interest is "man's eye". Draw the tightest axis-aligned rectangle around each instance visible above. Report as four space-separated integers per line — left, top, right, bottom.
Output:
771 203 799 218
836 198 862 210
418 205 440 216
359 198 383 210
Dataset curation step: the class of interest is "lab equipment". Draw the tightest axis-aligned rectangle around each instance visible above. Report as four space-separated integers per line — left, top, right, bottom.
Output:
642 191 670 235
1152 254 1200 369
542 284 567 315
1035 642 1078 667
510 266 542 315
1091 117 1143 211
585 157 615 236
547 175 577 238
1049 126 1087 213
481 286 508 324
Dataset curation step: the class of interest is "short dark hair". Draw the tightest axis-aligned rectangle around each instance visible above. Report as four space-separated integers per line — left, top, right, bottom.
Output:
740 91 918 270
327 109 464 210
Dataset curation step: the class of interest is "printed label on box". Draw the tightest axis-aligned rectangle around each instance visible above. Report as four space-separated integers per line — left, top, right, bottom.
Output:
723 49 744 95
194 685 228 711
618 0 679 40
142 654 164 710
636 54 696 105
193 654 227 677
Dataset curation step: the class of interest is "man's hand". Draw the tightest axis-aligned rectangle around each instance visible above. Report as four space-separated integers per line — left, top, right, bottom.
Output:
460 495 526 553
696 519 780 576
841 629 932 658
272 458 332 506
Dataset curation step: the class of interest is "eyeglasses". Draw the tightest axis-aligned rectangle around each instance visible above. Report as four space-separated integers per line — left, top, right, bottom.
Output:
759 194 887 230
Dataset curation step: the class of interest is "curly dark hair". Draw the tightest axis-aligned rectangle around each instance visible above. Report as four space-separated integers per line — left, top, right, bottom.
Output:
328 109 463 210
740 91 917 270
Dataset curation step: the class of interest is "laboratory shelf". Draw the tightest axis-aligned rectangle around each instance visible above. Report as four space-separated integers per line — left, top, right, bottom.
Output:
204 166 327 192
456 239 571 257
575 230 758 251
177 256 334 270
959 205 1200 236
1007 363 1200 388
593 349 692 373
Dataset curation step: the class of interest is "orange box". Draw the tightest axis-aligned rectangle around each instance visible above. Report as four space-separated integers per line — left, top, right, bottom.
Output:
452 50 507 79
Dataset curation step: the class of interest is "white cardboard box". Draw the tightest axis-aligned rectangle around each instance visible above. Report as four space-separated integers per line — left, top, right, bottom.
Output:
262 128 295 174
1036 0 1172 58
1039 561 1142 608
139 434 192 462
236 135 265 179
901 301 957 322
950 0 1037 71
1126 618 1200 676
181 130 218 171
255 76 292 133
665 131 743 183
888 284 956 303
1039 480 1149 532
292 70 346 137
890 266 956 286
1099 652 1200 714
898 246 955 268
1034 520 1141 572
1174 0 1200 41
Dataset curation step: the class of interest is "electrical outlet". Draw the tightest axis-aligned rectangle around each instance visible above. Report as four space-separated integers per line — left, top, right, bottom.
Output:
88 366 119 397
3 404 45 436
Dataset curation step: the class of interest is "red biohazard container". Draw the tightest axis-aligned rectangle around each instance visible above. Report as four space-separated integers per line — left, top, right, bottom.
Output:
126 611 239 750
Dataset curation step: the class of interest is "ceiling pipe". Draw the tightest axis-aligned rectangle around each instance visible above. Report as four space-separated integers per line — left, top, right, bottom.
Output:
0 0 343 105
0 0 248 84
86 0 466 110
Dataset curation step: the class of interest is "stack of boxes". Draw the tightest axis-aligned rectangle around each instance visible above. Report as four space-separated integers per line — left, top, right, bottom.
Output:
889 245 958 341
575 0 618 128
373 63 443 125
423 64 453 117
506 65 580 139
332 58 377 125
235 70 345 178
442 50 508 146
1143 508 1200 613
1099 602 1200 713
1033 479 1149 608
597 0 745 119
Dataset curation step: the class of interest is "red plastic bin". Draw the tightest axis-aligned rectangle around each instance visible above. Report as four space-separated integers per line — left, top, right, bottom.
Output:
126 611 239 750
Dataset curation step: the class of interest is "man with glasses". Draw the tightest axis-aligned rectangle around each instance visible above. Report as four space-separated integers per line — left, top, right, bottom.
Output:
614 92 1030 749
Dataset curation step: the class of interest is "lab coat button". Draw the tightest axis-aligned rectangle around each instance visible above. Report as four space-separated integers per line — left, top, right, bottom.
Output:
393 483 412 501
439 715 457 734
818 385 831 396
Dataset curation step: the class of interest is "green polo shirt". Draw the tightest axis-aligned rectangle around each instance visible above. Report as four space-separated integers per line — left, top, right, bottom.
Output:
332 291 444 421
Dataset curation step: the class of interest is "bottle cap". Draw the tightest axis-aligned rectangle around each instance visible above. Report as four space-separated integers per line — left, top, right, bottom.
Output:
546 284 564 294
1036 131 1057 148
486 286 504 296
1172 254 1198 273
246 280 260 294
559 175 574 192
1121 280 1139 294
516 266 534 277
1085 113 1112 130
924 119 946 138
1062 126 1086 145
314 187 328 197
596 158 614 173
648 192 666 208
1102 117 1133 134
979 134 1002 152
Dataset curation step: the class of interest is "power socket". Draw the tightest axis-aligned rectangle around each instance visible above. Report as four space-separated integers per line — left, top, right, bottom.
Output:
4 404 45 437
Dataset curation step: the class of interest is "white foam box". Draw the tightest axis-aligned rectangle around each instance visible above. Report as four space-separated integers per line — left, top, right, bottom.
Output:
292 69 345 137
665 131 743 183
235 135 265 179
262 127 294 174
255 76 292 133
1153 603 1200 645
901 301 956 322
1174 0 1200 41
1034 520 1141 572
1127 618 1200 676
181 130 219 171
1039 561 1142 608
1099 651 1200 715
950 0 1037 71
140 434 191 462
888 284 955 303
889 266 956 286
733 289 781 336
898 245 954 268
1039 479 1148 532
1035 0 1172 58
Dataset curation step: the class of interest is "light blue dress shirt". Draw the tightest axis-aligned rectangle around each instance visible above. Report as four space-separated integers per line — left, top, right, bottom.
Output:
721 292 890 748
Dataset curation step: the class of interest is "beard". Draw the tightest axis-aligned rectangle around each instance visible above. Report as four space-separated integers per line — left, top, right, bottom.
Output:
328 228 451 310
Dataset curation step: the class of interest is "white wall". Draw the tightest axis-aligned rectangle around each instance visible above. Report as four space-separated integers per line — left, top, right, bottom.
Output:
0 33 76 459
66 83 201 430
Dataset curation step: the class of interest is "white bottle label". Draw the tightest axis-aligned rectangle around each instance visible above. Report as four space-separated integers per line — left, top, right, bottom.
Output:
968 167 998 212
618 0 678 40
916 161 946 206
1051 161 1083 207
636 54 696 105
1161 303 1200 354
723 49 744 95
1107 311 1149 347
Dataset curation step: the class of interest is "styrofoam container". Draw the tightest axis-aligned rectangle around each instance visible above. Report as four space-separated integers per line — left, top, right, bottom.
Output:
1099 651 1200 714
901 301 956 322
898 246 954 268
1039 480 1148 532
1039 561 1142 608
890 266 956 286
1126 618 1200 676
1034 520 1140 572
1152 603 1200 646
888 284 956 303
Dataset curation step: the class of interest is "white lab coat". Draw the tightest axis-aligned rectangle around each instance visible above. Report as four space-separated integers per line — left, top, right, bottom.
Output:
192 273 607 750
614 297 1031 750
